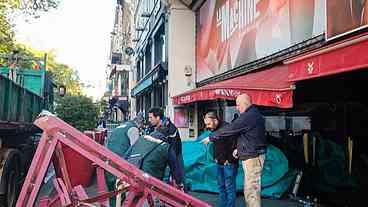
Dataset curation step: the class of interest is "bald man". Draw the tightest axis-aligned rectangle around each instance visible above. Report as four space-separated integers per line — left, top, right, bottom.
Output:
202 94 267 207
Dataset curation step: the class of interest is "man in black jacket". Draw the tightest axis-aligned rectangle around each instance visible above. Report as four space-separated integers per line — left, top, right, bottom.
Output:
202 94 267 207
145 107 185 190
202 111 238 207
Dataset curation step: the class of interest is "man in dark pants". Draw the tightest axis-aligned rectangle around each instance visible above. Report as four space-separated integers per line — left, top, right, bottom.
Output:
202 111 238 207
145 107 185 190
202 94 267 207
105 114 144 206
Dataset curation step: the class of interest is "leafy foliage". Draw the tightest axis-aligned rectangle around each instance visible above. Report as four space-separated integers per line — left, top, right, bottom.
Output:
18 0 59 16
55 95 99 131
0 44 83 96
0 4 14 53
0 0 60 53
44 51 82 96
0 1 82 96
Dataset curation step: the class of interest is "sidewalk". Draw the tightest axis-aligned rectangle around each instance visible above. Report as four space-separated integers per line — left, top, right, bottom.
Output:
189 192 298 207
37 173 299 206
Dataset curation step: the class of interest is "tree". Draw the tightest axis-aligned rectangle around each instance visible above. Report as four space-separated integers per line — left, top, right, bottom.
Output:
0 43 83 96
0 43 43 68
97 97 108 115
0 14 13 53
1 0 60 53
44 51 83 96
55 95 99 131
0 0 17 53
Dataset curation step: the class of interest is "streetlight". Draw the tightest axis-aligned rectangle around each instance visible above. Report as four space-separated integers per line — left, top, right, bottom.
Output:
58 85 66 97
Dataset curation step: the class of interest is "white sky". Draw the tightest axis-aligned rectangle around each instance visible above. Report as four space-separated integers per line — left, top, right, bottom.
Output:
15 0 116 100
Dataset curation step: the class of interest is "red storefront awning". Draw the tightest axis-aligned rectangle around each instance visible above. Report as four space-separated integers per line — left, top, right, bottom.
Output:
286 33 368 82
173 66 294 108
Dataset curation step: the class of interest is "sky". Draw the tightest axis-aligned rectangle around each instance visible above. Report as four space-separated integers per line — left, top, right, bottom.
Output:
15 0 116 100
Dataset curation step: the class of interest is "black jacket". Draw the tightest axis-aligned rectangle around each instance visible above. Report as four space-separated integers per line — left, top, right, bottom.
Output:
212 121 237 165
154 119 182 155
151 119 185 185
210 105 267 160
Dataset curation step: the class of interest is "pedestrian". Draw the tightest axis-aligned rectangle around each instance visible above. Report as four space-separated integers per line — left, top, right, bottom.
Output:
144 107 185 190
202 111 238 207
107 113 145 157
202 94 267 207
105 114 145 207
96 116 106 128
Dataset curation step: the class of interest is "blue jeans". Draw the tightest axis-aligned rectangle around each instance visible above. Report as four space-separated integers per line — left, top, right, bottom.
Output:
217 164 238 207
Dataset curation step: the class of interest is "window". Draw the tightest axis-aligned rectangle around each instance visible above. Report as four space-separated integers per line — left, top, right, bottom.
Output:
163 81 168 107
162 34 166 63
136 60 141 81
154 86 163 107
140 59 144 80
154 26 165 65
136 96 142 113
144 93 151 114
145 44 152 75
111 53 122 65
120 71 129 97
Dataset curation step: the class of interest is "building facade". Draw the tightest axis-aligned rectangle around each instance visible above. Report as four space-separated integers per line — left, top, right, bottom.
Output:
118 0 368 205
130 0 167 118
174 0 326 136
105 0 133 122
130 0 197 138
172 1 368 205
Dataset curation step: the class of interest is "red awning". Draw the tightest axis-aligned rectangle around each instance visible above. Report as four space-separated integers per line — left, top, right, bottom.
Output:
173 66 294 108
286 33 368 82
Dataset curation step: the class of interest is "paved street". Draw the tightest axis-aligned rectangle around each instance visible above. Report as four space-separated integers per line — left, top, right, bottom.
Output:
189 192 299 207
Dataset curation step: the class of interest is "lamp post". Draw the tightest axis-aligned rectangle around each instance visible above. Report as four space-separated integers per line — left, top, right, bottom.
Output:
58 85 66 97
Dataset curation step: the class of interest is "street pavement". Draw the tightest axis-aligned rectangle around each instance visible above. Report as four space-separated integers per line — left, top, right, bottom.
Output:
189 192 299 207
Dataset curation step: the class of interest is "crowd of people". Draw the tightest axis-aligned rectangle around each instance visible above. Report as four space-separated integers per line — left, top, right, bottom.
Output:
108 93 268 207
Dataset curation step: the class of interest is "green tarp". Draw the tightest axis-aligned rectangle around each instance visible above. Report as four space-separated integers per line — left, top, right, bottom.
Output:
125 137 169 179
105 129 169 206
306 133 358 193
182 141 294 198
106 128 295 202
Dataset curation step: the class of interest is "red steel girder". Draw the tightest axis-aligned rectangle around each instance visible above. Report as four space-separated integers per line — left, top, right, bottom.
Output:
16 113 211 207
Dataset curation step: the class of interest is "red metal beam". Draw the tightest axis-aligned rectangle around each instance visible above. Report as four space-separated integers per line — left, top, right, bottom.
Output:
16 133 58 207
16 114 212 207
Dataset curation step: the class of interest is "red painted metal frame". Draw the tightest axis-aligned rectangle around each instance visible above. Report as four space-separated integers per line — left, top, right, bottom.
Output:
16 114 212 207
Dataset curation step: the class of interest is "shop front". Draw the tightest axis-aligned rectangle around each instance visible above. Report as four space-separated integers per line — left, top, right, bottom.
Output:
172 0 325 138
174 32 368 204
281 31 368 206
172 0 368 204
173 65 295 135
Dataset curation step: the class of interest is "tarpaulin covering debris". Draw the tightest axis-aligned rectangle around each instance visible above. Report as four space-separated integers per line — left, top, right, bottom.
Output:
182 140 294 198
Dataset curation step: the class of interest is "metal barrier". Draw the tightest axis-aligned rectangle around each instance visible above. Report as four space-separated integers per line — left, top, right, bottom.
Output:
16 113 211 207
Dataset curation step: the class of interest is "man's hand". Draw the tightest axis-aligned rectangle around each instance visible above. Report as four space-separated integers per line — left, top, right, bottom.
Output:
144 135 162 144
232 149 238 159
201 137 210 145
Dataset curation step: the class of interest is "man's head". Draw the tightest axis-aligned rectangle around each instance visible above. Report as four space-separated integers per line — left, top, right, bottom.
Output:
236 93 252 113
133 112 145 129
203 111 220 130
148 107 164 127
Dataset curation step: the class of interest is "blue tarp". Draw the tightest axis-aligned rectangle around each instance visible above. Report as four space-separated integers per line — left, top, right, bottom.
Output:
106 127 295 199
182 139 295 198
